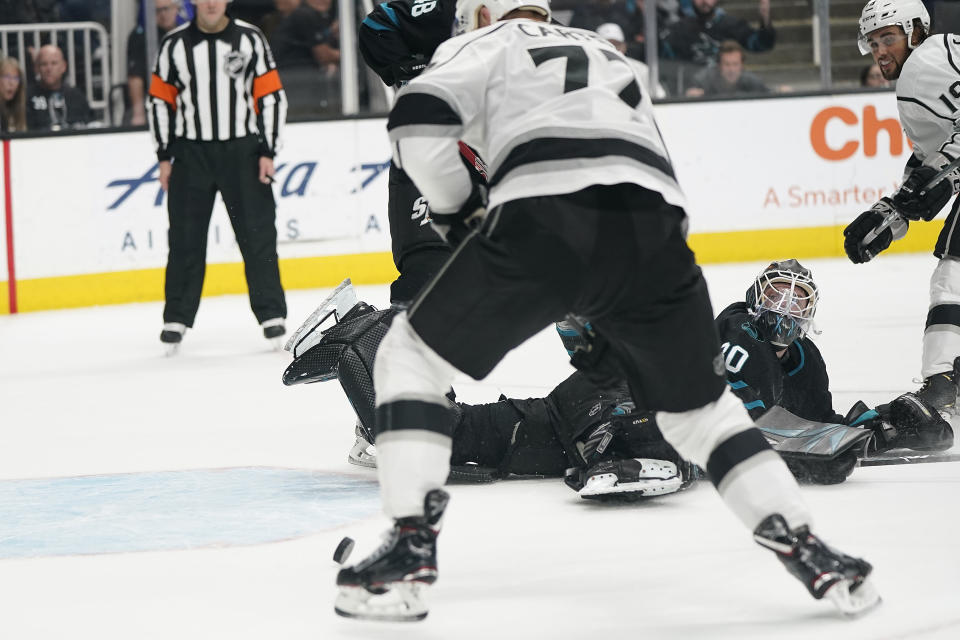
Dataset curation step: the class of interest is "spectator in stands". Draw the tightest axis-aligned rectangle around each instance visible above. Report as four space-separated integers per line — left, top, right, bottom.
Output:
1 56 27 132
271 0 340 116
26 44 92 130
684 40 769 97
0 0 59 24
272 0 339 71
126 0 183 126
260 0 301 42
596 22 668 98
860 63 889 89
571 0 647 60
662 0 774 65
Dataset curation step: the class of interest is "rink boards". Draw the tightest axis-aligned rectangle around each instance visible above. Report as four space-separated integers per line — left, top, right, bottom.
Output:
0 90 946 313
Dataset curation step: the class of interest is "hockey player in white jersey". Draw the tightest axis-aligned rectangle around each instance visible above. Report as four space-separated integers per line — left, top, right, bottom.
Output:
334 0 880 622
844 0 960 444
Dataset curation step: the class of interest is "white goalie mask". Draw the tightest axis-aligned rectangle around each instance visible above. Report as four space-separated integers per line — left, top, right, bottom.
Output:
746 260 819 349
858 0 930 54
454 0 551 34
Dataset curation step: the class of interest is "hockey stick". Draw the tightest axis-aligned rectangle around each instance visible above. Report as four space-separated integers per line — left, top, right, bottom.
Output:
859 452 960 467
862 155 960 246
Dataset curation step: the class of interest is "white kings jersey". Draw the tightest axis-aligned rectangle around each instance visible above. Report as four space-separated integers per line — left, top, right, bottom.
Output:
896 34 960 164
385 18 685 214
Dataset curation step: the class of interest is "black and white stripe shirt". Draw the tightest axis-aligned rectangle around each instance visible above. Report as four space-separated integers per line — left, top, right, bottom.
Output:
147 18 287 161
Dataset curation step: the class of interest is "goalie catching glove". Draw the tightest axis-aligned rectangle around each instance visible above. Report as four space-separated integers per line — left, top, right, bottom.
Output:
892 153 960 222
843 198 908 264
431 183 487 248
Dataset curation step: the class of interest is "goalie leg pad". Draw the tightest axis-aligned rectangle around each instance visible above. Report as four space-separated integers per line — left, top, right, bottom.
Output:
283 303 397 440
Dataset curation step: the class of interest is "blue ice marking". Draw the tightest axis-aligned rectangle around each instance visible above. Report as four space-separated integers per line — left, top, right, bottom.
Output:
0 468 379 559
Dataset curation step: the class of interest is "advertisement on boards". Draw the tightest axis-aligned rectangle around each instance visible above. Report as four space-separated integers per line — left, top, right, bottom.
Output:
657 91 909 233
3 91 918 291
8 119 394 281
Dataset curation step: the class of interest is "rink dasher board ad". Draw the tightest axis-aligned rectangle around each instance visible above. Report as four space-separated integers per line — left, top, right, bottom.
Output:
0 91 947 313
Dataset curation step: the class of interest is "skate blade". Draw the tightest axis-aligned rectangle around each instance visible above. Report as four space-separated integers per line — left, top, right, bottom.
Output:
824 576 882 617
285 279 358 356
347 440 377 468
164 343 181 357
268 336 285 351
334 583 428 622
579 474 682 499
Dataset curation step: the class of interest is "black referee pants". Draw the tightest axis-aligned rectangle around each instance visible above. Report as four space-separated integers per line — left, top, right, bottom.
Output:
164 135 286 327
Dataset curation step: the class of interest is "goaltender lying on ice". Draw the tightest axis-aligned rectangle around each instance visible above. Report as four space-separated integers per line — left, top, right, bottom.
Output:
282 262 954 502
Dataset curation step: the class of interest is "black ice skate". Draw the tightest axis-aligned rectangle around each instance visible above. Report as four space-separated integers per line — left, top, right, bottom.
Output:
159 322 186 356
754 514 880 616
915 357 960 417
261 317 286 349
335 489 449 622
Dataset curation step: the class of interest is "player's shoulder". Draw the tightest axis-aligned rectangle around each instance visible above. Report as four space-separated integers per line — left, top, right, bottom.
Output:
428 21 510 65
898 34 960 97
716 301 753 328
159 21 191 46
233 18 268 39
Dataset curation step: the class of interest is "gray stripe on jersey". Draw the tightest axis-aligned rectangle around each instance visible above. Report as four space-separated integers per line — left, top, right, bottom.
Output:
388 123 463 141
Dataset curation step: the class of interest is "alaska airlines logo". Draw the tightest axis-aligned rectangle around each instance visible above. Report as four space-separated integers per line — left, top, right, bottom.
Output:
107 159 391 209
106 161 321 210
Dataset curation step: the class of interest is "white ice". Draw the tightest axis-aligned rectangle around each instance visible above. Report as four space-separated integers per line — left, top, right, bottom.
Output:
1 254 958 639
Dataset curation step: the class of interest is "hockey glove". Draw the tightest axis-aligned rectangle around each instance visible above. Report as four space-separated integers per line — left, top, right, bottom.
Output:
844 400 897 453
431 184 487 248
893 154 960 221
843 198 903 264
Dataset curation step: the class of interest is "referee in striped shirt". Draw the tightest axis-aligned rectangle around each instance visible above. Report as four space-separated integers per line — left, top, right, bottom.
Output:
148 0 288 350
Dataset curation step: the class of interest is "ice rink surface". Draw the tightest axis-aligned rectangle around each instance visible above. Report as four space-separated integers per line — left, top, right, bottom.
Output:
1 254 958 639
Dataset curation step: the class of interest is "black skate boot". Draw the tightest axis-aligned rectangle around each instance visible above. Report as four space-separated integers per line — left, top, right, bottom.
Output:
754 514 880 616
915 357 960 417
886 392 955 451
160 322 186 356
335 489 449 622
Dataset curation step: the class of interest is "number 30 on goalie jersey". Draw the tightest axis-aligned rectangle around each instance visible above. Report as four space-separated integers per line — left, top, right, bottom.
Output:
389 20 685 211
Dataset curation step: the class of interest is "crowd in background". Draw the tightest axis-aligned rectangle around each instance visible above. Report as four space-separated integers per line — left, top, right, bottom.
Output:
5 0 958 134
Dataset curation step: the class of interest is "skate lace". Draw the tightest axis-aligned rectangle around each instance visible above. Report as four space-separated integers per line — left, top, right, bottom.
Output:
353 527 401 572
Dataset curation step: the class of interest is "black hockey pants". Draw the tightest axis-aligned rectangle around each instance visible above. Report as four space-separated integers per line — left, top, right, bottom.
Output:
163 135 286 327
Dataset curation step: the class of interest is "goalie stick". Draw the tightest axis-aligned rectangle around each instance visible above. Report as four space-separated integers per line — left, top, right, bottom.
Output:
859 451 960 467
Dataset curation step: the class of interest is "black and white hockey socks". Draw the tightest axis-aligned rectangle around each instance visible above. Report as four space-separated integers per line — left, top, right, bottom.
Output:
656 388 812 531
